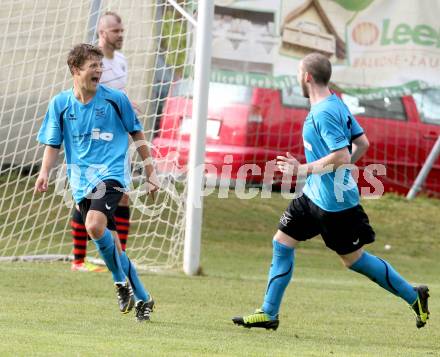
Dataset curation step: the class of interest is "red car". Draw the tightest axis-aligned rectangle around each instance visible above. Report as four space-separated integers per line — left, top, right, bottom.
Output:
152 80 440 197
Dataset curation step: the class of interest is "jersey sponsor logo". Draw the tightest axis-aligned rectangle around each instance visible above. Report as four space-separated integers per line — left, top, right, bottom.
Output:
303 140 312 152
91 128 114 141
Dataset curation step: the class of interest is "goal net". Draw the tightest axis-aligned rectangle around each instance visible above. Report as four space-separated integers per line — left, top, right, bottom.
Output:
0 0 197 270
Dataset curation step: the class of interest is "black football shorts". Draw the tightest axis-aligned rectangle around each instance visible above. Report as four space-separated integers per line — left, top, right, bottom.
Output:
278 194 375 255
77 179 124 231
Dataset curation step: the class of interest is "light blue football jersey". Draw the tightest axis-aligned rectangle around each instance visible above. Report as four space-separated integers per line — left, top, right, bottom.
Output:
302 94 364 212
37 85 143 203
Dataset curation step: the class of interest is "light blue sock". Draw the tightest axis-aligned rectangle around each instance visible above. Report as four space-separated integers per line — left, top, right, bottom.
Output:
350 251 417 304
262 240 295 318
119 252 149 302
93 229 126 283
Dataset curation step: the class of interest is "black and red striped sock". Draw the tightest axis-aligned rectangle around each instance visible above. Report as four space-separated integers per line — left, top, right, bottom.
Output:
114 206 130 251
71 209 88 264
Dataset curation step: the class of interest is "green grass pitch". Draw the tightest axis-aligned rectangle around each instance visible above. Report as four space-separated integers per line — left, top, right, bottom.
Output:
0 192 439 356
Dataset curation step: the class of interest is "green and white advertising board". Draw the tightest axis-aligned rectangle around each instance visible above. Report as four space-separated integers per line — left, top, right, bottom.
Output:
211 0 440 98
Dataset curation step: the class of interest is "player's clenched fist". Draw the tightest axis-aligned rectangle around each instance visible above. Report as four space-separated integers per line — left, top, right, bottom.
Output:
277 152 301 176
34 173 48 193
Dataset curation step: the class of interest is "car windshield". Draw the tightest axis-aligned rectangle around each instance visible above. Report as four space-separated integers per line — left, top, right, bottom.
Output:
413 88 440 125
341 94 406 120
171 80 252 106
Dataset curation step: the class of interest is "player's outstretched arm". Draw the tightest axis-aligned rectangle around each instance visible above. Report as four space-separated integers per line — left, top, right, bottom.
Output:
35 145 60 193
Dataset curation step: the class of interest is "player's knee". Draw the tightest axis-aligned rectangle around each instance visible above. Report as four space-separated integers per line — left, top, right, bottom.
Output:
85 222 105 238
339 248 363 268
273 230 298 249
340 258 353 268
85 210 107 238
119 194 129 206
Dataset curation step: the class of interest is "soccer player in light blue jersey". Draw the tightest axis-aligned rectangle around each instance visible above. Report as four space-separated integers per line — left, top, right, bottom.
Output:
70 12 134 273
232 52 429 330
35 44 158 322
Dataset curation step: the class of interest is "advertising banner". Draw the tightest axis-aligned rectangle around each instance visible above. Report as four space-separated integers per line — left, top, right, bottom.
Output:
211 0 440 98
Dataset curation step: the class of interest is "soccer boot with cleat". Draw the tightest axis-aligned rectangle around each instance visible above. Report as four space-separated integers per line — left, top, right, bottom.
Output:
135 297 155 322
71 261 107 273
232 309 279 330
115 281 135 314
411 285 430 328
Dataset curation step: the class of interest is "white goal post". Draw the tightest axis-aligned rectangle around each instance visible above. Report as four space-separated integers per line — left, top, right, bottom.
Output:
0 0 213 275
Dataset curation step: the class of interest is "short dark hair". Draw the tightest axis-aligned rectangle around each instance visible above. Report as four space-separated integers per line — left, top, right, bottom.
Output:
67 44 103 74
302 53 332 86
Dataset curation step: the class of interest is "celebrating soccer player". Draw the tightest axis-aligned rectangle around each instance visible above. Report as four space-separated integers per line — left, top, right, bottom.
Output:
35 44 158 322
232 52 429 330
70 11 135 273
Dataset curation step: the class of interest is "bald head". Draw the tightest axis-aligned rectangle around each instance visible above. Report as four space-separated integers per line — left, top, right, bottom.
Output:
98 11 124 51
98 11 122 32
